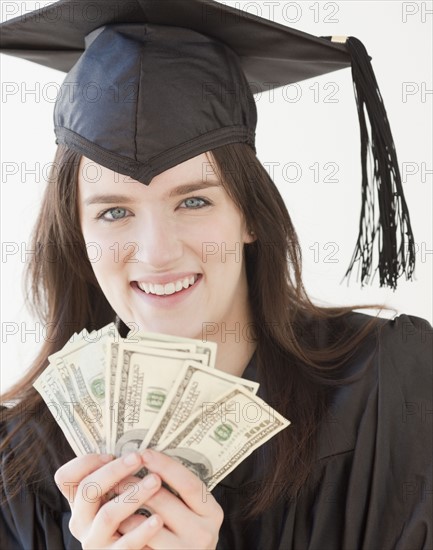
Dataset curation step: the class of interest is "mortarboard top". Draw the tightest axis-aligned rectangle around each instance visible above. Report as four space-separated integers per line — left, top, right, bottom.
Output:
0 0 415 290
0 0 351 78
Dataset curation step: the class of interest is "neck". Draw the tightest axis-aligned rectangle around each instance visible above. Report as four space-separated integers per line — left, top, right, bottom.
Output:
213 331 256 377
202 295 257 377
197 266 256 377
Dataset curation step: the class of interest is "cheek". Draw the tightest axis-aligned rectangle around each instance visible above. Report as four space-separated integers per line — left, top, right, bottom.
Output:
81 218 130 257
80 226 129 282
200 224 246 274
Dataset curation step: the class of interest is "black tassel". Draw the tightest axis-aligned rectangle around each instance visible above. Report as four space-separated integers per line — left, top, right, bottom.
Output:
325 36 416 290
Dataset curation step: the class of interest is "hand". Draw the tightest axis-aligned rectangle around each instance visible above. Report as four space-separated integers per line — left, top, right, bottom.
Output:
54 449 224 549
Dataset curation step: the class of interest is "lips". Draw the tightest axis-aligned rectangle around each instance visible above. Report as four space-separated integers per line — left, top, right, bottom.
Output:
135 274 200 296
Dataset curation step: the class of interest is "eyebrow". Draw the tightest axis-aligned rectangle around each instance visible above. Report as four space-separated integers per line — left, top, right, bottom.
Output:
168 180 220 197
84 193 133 206
83 180 220 206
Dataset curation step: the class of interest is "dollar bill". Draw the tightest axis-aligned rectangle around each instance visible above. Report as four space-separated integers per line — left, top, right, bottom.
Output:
33 365 98 455
105 340 119 454
127 330 217 368
156 385 290 490
47 323 120 453
141 361 259 449
111 343 210 455
105 341 200 452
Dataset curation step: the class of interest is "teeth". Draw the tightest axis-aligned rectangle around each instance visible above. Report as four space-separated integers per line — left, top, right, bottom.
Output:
141 282 150 294
165 283 176 295
137 275 198 296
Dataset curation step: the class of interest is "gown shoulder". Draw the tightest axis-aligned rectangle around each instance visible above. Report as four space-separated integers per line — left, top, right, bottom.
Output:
0 403 80 549
215 312 433 550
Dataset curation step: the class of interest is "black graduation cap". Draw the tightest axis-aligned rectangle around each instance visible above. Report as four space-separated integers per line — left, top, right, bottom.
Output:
0 0 415 290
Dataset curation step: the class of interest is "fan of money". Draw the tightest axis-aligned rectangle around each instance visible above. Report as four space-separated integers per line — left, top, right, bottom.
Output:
34 323 290 490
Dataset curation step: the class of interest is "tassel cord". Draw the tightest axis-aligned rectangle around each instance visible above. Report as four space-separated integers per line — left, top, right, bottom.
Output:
341 37 415 289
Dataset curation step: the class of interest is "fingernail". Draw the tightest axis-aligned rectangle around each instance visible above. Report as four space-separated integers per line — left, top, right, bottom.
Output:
147 515 159 527
123 452 141 466
141 449 153 463
142 474 158 489
99 454 113 463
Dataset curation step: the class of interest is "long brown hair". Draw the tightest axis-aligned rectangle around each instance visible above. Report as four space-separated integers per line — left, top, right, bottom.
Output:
1 143 388 515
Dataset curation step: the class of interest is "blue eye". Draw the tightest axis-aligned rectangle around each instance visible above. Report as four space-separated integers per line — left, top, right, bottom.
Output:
181 197 210 209
99 207 129 222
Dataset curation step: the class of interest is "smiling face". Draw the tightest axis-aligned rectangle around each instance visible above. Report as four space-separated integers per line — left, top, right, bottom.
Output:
78 152 255 341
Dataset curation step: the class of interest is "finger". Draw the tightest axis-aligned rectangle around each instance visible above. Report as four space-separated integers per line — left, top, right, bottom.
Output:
131 525 200 550
109 473 153 501
117 513 148 535
54 453 113 503
72 452 145 518
144 486 192 532
141 449 220 517
110 514 163 550
91 474 162 536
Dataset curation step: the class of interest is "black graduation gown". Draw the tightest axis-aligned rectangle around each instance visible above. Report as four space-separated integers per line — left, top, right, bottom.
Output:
1 312 432 549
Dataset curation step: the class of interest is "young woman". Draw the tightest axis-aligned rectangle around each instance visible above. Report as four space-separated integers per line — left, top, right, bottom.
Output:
1 1 431 549
1 141 431 549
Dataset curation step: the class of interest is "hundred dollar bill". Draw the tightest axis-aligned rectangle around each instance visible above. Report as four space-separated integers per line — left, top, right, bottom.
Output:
47 323 120 453
156 385 290 490
141 361 259 449
127 330 217 368
124 339 198 354
104 340 197 453
33 365 98 455
112 343 210 455
105 340 119 454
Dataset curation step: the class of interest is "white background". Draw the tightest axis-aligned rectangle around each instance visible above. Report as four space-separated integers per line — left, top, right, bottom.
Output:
1 1 432 393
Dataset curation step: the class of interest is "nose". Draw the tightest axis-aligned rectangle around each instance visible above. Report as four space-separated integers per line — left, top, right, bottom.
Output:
133 210 183 269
